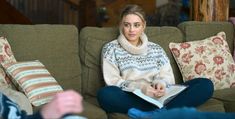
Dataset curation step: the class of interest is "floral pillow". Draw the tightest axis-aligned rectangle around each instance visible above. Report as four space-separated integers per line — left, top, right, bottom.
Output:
169 32 235 90
0 36 17 87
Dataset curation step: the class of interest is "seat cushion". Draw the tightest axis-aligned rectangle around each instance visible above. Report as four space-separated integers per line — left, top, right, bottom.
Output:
81 100 108 119
108 113 129 119
213 87 235 112
197 98 225 112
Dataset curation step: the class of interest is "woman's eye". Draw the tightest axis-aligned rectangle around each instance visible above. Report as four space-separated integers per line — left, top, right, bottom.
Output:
123 23 129 27
134 23 141 28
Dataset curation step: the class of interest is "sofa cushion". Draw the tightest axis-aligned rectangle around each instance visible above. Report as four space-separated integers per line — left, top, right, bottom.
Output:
0 24 81 92
197 98 225 112
213 87 235 112
169 32 235 90
2 60 63 106
81 101 108 119
108 113 129 119
79 26 183 97
178 21 234 54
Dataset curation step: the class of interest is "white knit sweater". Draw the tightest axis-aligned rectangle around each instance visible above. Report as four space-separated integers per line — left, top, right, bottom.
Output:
101 32 175 91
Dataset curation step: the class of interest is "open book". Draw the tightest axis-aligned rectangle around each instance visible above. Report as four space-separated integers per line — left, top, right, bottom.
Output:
132 85 187 108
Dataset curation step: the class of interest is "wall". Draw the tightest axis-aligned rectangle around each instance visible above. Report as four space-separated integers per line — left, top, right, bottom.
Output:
6 0 79 26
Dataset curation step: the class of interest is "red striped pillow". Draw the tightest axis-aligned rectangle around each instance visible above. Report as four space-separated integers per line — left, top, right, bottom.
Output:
2 60 63 106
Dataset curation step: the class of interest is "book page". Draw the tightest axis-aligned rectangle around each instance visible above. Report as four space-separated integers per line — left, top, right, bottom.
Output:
132 85 187 108
156 85 187 104
133 89 164 108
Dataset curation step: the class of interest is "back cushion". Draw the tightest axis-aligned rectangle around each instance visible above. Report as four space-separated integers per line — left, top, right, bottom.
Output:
0 24 81 92
79 26 183 97
178 21 234 54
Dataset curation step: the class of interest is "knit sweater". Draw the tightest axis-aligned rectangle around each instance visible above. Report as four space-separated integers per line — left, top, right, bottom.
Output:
102 32 175 92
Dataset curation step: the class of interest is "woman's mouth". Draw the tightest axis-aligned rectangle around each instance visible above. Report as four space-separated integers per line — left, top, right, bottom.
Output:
129 34 136 37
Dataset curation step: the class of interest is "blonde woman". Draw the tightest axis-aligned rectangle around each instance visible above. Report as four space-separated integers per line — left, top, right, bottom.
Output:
98 4 213 115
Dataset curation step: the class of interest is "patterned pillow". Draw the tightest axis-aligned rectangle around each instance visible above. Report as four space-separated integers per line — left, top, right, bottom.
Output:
2 60 63 106
169 32 235 90
0 36 17 87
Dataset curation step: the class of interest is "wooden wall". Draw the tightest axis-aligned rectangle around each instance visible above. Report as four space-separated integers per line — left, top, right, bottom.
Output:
0 0 31 24
191 0 229 21
6 0 80 26
95 0 156 27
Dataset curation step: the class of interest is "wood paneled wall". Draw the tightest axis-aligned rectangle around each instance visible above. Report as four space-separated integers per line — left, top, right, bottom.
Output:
6 0 79 26
191 0 229 21
0 0 31 24
95 0 156 27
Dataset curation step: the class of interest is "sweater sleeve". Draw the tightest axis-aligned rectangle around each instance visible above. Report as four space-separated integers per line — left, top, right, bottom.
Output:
152 63 175 87
152 47 175 87
102 43 146 92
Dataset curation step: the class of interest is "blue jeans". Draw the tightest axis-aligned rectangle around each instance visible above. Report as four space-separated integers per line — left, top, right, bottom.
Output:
97 78 213 113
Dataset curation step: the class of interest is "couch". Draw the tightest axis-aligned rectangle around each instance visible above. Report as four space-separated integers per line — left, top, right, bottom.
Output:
0 21 234 119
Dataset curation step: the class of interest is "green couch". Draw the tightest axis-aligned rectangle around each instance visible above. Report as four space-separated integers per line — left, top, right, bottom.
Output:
0 21 235 119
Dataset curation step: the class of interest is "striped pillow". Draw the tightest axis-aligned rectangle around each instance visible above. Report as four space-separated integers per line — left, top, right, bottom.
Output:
2 60 63 106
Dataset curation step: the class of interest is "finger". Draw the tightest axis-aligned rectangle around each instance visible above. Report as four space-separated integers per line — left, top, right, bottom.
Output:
156 84 162 91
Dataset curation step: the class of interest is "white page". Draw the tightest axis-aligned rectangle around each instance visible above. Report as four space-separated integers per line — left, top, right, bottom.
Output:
132 85 187 108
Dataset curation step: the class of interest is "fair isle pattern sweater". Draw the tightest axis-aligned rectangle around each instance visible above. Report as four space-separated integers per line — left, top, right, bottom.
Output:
102 33 175 91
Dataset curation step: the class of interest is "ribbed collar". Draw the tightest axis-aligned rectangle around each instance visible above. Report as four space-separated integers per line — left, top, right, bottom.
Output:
117 31 148 55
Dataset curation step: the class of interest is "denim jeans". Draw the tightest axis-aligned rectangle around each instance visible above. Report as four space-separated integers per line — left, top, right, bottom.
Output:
97 78 214 113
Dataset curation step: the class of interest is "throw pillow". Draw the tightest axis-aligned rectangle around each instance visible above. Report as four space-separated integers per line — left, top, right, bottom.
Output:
2 60 63 106
169 32 235 90
0 36 17 87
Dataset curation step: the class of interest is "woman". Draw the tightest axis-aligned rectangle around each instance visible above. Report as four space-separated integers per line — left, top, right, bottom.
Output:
97 4 213 114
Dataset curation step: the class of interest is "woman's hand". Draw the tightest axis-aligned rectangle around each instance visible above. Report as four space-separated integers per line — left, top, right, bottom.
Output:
152 83 166 98
141 85 157 97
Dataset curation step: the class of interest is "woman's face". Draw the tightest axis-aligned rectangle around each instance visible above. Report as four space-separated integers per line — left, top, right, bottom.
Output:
120 14 145 46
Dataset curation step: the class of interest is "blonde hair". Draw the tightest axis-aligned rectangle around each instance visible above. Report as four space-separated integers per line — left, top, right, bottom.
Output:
120 4 146 22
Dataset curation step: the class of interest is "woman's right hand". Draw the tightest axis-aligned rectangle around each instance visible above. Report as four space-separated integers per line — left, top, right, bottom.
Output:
152 83 166 98
141 83 166 98
141 85 157 97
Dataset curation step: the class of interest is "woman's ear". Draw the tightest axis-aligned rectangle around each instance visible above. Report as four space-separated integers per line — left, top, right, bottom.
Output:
142 21 146 32
119 24 123 34
143 21 146 29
